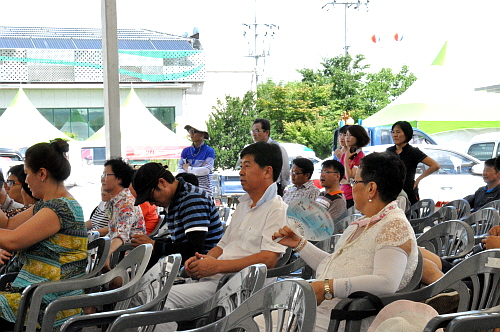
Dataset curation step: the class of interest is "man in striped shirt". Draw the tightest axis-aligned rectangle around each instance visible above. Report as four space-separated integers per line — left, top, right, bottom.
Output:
131 163 223 266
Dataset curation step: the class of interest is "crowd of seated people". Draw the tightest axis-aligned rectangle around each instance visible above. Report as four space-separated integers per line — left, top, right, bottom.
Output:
2 116 500 332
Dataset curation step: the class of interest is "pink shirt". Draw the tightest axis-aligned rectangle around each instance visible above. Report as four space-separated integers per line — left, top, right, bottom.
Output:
340 150 365 200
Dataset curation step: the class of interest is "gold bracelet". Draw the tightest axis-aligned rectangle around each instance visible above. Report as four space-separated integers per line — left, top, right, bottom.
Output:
293 237 307 252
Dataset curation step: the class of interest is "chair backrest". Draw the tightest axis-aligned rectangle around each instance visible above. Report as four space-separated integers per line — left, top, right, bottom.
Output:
203 263 267 324
31 244 153 332
463 207 500 240
443 199 471 220
104 263 267 332
11 237 111 332
86 236 111 278
417 220 475 261
334 214 363 234
335 205 359 221
60 254 182 332
410 206 457 234
315 234 343 253
421 249 500 312
410 198 435 220
397 248 424 293
478 199 500 214
107 279 316 332
147 215 164 237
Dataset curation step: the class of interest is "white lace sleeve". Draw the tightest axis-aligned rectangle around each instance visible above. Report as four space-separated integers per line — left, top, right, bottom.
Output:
375 216 413 250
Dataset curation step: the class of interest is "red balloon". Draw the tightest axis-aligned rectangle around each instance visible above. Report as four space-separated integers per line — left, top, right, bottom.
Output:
371 34 380 43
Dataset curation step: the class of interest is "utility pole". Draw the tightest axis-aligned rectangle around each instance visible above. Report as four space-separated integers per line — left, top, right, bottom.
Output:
322 0 369 54
243 0 278 94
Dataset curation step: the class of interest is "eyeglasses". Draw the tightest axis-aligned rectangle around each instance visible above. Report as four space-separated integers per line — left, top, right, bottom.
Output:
349 178 371 186
6 180 21 187
320 171 339 174
101 173 116 179
292 171 304 176
250 129 266 134
188 129 201 134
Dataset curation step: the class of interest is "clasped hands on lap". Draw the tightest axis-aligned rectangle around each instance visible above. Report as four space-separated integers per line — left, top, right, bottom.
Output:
184 253 219 279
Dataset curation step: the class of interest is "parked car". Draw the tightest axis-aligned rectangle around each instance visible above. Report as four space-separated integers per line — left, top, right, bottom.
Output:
0 148 24 177
280 142 322 168
466 132 500 161
363 145 484 202
211 170 245 207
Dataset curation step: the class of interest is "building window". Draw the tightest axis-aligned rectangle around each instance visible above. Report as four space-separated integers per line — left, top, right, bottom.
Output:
38 107 175 140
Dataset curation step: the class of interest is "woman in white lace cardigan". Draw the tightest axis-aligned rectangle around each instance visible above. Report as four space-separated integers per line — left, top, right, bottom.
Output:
274 152 418 332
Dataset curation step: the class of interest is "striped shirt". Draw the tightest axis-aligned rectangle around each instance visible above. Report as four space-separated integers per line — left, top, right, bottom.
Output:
165 178 223 253
90 200 110 230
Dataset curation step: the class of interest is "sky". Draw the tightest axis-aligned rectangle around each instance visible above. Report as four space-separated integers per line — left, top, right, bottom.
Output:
2 0 499 88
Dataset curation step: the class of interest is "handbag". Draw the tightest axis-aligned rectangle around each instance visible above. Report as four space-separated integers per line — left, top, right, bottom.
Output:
329 291 385 321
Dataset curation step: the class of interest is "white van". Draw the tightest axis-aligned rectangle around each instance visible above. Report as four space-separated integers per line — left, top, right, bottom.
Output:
466 132 500 161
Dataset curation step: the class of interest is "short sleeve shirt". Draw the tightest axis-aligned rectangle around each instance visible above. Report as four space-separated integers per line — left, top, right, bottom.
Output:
106 188 146 243
387 144 427 200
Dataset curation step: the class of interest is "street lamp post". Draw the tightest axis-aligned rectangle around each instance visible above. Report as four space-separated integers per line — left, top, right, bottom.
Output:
322 0 369 54
243 0 278 94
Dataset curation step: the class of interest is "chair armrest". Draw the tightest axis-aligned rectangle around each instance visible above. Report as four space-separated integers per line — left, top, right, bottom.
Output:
108 304 224 332
445 311 500 332
266 258 305 278
41 278 143 332
423 305 500 332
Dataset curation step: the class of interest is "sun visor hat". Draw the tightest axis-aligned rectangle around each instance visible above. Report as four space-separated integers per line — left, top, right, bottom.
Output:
184 120 209 139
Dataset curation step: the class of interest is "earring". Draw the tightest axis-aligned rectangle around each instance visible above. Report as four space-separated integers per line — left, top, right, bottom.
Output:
368 198 372 202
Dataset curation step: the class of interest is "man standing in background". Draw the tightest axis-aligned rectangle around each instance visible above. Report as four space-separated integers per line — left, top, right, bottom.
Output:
178 121 215 196
251 118 290 196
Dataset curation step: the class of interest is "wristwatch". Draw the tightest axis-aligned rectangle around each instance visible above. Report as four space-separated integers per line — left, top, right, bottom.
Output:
324 279 333 300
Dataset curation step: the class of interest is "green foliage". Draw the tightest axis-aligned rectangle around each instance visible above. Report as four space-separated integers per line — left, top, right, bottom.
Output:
208 53 416 167
256 54 416 157
207 91 257 170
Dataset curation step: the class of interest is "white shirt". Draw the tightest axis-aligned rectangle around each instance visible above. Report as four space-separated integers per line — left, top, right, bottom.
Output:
217 183 287 260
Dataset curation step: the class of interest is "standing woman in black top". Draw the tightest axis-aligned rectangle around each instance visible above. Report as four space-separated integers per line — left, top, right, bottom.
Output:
386 121 440 205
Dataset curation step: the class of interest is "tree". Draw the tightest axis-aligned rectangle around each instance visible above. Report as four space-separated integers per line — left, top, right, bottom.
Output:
255 54 417 158
207 91 257 170
207 53 417 164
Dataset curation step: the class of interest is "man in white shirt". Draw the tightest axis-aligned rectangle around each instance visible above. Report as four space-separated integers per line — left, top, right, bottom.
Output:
152 141 287 332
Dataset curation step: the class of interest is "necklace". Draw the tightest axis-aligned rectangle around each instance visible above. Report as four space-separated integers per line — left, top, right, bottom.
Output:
336 224 371 255
190 144 203 158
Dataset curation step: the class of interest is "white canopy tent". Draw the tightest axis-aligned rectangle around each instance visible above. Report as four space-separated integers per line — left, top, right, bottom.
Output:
84 88 190 161
362 42 500 145
0 88 73 149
